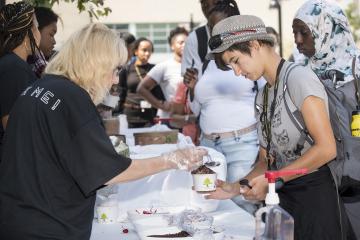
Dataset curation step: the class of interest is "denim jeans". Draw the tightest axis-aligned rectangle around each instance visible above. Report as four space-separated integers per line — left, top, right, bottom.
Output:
201 130 259 214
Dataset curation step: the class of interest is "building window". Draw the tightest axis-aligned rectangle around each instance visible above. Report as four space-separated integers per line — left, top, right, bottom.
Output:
106 24 129 35
136 23 181 53
105 22 193 54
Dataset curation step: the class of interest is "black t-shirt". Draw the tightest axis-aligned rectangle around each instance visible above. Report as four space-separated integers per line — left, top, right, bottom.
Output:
0 53 37 161
118 63 166 127
0 74 132 240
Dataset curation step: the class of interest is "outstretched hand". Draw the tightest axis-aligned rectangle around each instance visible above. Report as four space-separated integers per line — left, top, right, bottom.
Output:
163 147 207 171
204 180 240 200
241 175 268 201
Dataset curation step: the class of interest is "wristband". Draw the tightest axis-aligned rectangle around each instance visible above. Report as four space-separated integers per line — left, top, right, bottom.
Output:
239 178 252 189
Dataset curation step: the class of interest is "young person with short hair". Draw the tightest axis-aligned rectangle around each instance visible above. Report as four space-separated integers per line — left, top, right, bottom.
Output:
205 14 353 239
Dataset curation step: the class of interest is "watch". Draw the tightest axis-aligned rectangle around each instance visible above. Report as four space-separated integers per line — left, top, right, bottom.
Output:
239 179 252 189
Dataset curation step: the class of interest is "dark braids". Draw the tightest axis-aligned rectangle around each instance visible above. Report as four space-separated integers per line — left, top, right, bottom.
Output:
208 0 240 17
0 1 39 57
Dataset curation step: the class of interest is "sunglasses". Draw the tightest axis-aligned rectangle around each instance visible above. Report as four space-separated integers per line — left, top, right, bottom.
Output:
208 29 257 51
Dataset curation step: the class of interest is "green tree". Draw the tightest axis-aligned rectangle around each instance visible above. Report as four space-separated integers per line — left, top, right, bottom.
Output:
345 1 360 42
28 0 111 19
100 213 108 222
203 178 213 188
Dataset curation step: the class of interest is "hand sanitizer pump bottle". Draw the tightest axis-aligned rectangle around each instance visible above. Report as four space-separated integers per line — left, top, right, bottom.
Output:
254 169 307 240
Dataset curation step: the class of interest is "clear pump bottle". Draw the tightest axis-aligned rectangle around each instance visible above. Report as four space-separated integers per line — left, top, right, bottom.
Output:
254 169 307 240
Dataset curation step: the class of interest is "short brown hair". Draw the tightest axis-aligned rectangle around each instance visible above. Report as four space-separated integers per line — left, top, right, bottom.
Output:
214 39 274 71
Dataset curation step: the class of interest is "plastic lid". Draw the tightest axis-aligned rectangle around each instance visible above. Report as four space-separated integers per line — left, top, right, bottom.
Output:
265 169 307 183
352 110 360 115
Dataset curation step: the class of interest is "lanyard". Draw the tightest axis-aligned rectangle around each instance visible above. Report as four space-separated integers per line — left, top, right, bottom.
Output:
261 58 285 170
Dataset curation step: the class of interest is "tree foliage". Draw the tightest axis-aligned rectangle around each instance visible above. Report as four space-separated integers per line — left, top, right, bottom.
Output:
28 0 111 19
345 2 360 42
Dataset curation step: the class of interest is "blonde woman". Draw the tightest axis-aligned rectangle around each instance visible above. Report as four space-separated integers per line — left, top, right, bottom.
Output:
0 23 206 240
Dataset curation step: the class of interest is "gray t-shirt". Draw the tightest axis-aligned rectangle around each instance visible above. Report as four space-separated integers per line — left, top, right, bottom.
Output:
255 61 328 169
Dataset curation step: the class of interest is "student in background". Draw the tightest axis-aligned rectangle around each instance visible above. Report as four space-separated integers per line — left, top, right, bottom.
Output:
184 2 263 214
120 32 136 65
28 7 58 77
137 27 188 122
0 1 40 162
181 0 226 78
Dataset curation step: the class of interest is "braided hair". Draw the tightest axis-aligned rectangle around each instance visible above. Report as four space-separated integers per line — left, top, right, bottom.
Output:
0 1 38 57
208 0 240 17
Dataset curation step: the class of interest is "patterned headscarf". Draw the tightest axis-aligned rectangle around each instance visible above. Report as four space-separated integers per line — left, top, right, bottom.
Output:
294 0 360 84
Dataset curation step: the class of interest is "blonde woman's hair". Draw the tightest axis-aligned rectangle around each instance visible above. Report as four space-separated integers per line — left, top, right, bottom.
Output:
45 23 127 104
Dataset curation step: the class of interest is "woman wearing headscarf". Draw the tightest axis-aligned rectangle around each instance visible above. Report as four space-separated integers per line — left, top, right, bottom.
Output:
0 1 40 162
292 0 360 238
292 0 360 83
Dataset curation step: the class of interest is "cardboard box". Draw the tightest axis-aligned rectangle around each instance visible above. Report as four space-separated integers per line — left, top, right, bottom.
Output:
103 117 119 135
134 130 178 145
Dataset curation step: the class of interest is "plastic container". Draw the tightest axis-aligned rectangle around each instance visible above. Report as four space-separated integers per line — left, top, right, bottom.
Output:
351 109 360 137
254 169 307 240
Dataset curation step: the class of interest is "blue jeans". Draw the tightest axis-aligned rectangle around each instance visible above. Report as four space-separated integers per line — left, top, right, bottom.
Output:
201 130 259 214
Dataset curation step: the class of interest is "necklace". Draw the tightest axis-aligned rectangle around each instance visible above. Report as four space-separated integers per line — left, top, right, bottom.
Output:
134 65 144 81
261 58 285 170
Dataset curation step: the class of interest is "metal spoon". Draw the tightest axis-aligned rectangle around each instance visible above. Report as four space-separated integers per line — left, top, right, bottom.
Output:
204 155 221 167
204 161 221 167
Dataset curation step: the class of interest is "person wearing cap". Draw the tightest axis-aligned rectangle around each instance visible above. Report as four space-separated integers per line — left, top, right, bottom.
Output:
205 15 349 239
0 1 40 163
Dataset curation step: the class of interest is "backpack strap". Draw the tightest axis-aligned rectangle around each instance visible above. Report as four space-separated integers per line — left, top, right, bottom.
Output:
202 59 210 74
283 63 315 155
252 81 258 93
351 56 360 106
195 26 208 63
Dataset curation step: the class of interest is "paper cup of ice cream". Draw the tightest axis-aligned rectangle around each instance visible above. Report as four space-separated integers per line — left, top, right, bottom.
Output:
192 165 217 193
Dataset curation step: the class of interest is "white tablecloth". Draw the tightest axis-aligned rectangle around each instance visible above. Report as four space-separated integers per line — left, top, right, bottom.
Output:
91 126 254 239
104 126 228 213
90 200 255 240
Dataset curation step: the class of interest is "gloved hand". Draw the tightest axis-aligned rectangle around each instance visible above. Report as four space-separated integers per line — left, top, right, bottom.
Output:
162 147 207 171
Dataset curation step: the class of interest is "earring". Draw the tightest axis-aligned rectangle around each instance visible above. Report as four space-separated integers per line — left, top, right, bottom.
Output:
24 40 30 52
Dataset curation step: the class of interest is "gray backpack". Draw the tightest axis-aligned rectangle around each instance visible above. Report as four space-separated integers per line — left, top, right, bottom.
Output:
283 60 360 195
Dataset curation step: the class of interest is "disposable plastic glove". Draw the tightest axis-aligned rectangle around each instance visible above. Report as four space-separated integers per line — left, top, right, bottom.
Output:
162 147 207 171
